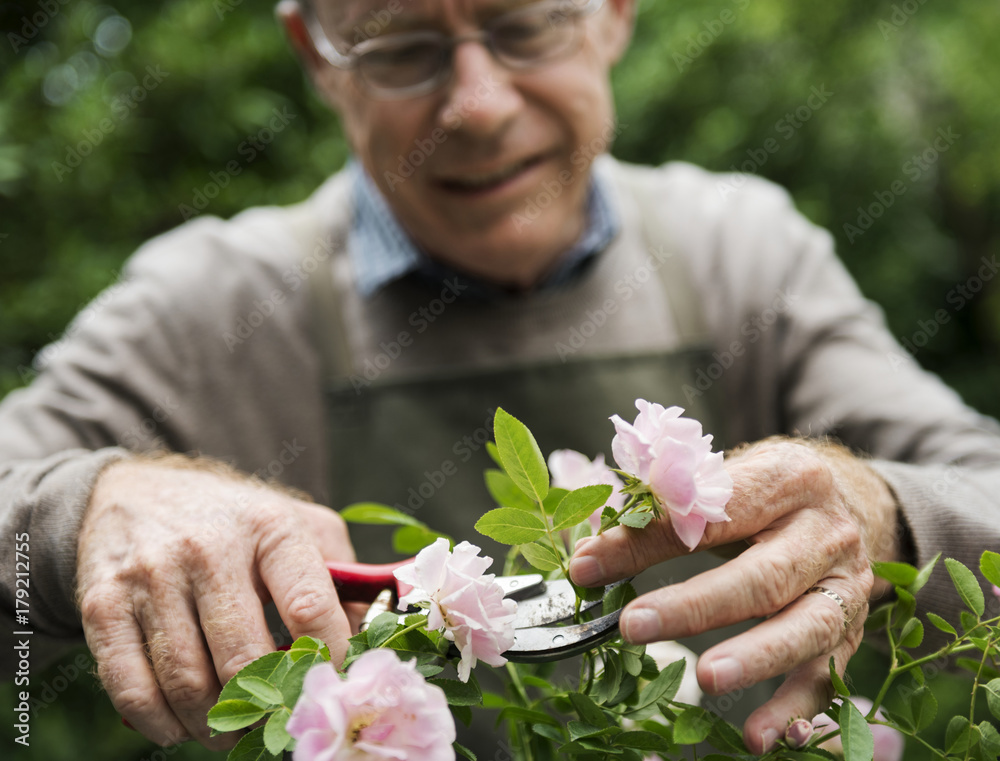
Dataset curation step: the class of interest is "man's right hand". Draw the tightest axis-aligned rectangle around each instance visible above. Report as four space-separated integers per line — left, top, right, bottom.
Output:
76 458 355 750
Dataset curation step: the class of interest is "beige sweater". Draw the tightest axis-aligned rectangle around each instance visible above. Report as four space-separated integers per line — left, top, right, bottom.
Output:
2 158 999 668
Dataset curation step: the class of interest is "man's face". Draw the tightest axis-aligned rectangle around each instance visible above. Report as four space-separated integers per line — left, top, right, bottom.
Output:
306 0 633 287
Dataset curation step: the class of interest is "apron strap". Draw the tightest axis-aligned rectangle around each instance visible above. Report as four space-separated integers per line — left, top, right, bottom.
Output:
610 161 713 346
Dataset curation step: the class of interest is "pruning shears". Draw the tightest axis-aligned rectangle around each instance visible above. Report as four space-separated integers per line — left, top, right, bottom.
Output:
326 559 628 663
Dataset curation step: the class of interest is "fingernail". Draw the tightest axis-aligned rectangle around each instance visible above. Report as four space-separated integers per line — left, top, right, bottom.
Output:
568 555 604 587
709 657 743 692
759 728 779 752
622 607 660 642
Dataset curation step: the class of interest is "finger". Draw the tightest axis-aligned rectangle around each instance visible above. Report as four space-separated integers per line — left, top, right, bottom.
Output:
191 561 277 686
741 638 858 755
135 592 235 751
294 502 356 562
255 514 352 663
694 584 866 695
80 584 188 747
570 445 833 585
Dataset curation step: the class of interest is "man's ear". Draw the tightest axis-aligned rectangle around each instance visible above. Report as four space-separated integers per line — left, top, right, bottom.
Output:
275 0 325 73
602 0 637 66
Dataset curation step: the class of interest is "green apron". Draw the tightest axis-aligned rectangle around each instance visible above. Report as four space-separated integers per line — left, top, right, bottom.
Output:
307 162 766 753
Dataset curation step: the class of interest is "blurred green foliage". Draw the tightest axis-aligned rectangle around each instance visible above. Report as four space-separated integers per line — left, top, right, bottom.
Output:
1 0 998 758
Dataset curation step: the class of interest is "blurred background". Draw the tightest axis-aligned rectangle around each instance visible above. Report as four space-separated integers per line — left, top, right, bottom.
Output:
1 0 998 758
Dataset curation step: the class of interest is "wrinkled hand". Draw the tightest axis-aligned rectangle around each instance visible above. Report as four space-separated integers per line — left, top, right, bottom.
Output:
76 458 356 750
569 437 901 755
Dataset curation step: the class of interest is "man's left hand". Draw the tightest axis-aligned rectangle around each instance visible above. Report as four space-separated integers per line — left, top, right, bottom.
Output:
568 437 901 755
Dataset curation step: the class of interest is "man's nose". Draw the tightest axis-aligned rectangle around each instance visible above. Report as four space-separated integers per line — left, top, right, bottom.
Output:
438 40 523 136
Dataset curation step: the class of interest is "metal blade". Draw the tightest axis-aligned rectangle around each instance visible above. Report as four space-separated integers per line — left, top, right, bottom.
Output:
495 574 546 601
511 577 633 629
504 608 623 663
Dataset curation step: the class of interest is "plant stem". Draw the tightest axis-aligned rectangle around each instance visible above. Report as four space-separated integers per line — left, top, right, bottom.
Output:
965 632 998 761
506 662 531 707
379 617 428 649
599 495 639 534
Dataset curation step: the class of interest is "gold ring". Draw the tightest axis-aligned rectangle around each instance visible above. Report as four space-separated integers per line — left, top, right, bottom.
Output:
808 585 849 628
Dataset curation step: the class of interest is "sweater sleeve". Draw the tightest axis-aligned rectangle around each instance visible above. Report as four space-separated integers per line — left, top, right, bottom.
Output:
659 162 1000 630
0 207 332 669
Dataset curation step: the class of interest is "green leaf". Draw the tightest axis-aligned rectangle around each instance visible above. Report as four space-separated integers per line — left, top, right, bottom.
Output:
474 508 548 545
603 582 638 617
829 657 850 698
451 705 472 727
568 720 608 740
619 512 653 529
872 561 918 587
498 705 561 727
236 676 284 707
983 679 1000 720
339 502 422 527
519 541 563 571
288 636 331 662
262 709 292 755
206 700 267 734
219 652 292 705
839 697 874 761
384 628 439 657
532 723 566 743
553 485 614 530
366 611 402 648
493 408 549 502
631 659 685 711
899 618 924 648
228 727 282 761
621 648 643 677
946 557 986 616
911 552 940 594
486 441 503 468
980 720 1000 758
279 652 321 707
908 684 938 731
926 612 957 637
484 469 536 511
946 715 978 755
595 653 622 705
454 741 477 761
569 691 610 727
673 707 713 745
428 678 483 706
981 551 1000 588
707 718 749 754
542 487 570 515
614 730 674 752
392 524 450 554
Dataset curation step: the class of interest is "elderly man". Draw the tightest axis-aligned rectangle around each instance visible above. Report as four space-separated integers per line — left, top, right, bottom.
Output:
2 0 998 756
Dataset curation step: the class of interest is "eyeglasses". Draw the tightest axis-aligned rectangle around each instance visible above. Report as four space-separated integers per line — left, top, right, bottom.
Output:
304 0 606 100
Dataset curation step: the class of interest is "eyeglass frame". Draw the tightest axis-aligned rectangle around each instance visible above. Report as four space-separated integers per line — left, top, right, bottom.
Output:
301 0 607 99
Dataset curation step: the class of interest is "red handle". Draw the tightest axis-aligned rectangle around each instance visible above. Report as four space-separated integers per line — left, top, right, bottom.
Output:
326 559 415 603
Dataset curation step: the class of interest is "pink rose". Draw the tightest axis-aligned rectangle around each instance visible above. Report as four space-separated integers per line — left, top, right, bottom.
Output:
785 718 815 749
548 449 626 531
813 697 904 761
992 585 1000 599
610 400 733 550
395 539 517 682
287 648 455 761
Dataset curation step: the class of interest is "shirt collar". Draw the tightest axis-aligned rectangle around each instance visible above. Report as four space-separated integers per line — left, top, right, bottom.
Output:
347 159 620 299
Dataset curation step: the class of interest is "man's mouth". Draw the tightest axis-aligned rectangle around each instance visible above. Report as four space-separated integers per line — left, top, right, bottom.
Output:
437 155 547 195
